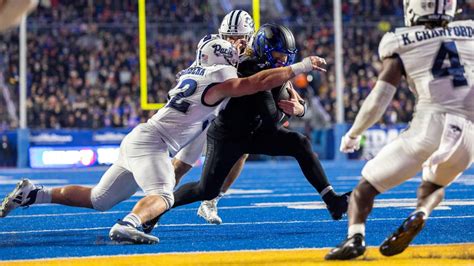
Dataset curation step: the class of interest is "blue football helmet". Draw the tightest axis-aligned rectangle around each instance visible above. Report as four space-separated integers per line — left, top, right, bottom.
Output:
252 23 297 67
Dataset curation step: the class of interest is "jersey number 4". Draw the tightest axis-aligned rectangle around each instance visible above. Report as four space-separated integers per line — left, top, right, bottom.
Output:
431 41 468 88
167 79 197 113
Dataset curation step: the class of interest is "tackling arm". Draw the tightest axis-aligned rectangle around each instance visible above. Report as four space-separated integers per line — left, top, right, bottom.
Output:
204 56 326 105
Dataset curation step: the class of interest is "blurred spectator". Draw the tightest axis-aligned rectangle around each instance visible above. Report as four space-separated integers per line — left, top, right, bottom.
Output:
0 0 471 130
0 134 14 166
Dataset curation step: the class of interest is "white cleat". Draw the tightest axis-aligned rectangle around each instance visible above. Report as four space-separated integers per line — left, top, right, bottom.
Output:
197 198 222 225
0 179 37 218
109 220 159 245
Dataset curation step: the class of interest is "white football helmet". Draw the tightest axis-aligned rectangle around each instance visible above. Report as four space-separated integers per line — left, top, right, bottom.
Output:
218 10 255 44
196 38 239 68
403 0 457 27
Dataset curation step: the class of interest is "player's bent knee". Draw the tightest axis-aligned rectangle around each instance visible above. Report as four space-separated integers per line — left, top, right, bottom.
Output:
356 178 381 196
290 133 312 154
298 135 312 149
90 196 114 212
90 187 116 211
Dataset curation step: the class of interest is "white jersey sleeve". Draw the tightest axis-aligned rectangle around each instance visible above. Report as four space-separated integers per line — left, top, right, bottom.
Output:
211 65 238 82
378 31 401 60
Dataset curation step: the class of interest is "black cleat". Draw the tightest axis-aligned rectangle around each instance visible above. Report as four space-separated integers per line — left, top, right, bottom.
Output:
142 215 161 234
325 233 366 260
326 191 351 220
379 211 426 256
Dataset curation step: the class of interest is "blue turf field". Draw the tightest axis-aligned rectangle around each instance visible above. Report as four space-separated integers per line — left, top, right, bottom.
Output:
0 161 473 261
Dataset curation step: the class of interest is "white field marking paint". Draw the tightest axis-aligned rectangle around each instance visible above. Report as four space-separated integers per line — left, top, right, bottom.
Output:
0 179 69 185
226 188 273 195
254 199 474 210
209 188 472 199
8 198 474 219
456 175 474 185
336 174 474 183
118 188 473 202
4 210 127 219
130 188 274 197
2 215 474 235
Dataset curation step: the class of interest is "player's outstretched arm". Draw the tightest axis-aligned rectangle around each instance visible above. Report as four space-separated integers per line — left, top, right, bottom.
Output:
340 57 403 153
204 56 326 105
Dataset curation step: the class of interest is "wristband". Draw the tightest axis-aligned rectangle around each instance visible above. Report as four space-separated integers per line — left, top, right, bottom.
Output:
290 58 312 76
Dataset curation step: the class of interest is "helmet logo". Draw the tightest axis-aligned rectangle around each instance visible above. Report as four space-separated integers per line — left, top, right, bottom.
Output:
245 16 254 29
212 44 234 59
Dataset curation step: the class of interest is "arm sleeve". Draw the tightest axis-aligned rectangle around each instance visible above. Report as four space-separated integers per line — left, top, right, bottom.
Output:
347 80 397 137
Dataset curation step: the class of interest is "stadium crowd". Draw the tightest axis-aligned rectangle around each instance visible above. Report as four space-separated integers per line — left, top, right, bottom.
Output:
0 0 472 131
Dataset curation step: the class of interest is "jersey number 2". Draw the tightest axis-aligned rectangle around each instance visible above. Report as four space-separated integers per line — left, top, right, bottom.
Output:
431 41 468 88
167 79 198 113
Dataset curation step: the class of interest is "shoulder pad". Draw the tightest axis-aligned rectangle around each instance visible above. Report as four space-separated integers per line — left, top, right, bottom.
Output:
210 65 238 82
197 34 220 49
378 32 399 60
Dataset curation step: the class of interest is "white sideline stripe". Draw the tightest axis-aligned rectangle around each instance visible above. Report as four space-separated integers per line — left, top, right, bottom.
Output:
5 211 127 218
4 206 268 218
1 215 474 235
122 188 473 200
5 198 474 218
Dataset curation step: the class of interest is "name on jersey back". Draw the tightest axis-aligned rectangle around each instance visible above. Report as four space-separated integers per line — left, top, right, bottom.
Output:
401 25 473 46
181 67 206 76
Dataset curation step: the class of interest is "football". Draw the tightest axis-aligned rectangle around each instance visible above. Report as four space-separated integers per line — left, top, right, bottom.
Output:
273 81 292 102
272 81 293 120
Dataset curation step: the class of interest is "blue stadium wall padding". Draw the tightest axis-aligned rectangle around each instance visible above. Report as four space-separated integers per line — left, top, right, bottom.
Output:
16 128 30 168
333 123 348 162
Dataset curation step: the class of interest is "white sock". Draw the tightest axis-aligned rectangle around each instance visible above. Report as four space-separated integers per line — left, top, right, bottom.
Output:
33 187 52 204
413 207 429 218
123 213 142 228
348 223 365 238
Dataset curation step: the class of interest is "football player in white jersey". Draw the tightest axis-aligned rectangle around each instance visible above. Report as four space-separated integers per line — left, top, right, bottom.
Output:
326 0 473 260
0 38 327 244
173 10 256 225
0 0 37 32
